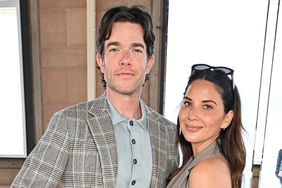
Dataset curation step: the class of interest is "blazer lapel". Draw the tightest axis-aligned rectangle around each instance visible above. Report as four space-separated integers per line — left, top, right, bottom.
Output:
147 107 167 187
87 96 117 187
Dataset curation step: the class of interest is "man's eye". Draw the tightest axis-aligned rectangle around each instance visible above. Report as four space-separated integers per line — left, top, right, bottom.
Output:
109 48 119 52
133 48 143 53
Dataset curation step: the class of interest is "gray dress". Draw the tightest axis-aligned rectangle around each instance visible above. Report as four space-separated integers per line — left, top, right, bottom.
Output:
166 141 224 188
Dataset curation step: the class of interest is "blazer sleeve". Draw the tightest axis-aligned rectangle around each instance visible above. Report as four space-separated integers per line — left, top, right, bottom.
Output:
276 149 282 172
167 121 180 173
11 112 71 188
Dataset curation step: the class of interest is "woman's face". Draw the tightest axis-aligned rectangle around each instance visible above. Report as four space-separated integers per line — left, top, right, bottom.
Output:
179 79 233 153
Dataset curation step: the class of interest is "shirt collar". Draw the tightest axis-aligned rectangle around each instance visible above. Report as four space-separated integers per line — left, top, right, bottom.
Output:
107 98 148 129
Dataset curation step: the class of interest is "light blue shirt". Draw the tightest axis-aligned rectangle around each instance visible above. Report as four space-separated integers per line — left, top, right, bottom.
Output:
107 99 152 187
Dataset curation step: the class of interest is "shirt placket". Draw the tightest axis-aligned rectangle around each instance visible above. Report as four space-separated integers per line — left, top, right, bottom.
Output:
128 119 139 187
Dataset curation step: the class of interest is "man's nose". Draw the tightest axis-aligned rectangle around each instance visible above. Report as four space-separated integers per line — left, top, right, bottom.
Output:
120 51 131 66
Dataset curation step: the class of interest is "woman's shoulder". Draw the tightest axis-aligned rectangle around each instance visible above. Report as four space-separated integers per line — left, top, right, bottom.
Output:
189 157 231 188
199 157 229 171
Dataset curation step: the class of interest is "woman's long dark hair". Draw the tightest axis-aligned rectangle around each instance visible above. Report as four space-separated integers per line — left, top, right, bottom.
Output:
167 69 246 188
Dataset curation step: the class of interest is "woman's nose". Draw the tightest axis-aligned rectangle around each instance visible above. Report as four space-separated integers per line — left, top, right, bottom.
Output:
186 108 197 120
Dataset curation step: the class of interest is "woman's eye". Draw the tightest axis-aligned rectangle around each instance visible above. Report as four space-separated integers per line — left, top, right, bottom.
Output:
203 104 212 110
183 101 191 107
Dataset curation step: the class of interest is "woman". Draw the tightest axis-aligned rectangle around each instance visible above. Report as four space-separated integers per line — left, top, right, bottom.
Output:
167 64 246 188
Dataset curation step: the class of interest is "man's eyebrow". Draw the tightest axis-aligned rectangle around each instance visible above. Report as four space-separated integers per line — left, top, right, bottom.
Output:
106 42 145 49
132 43 145 49
106 41 120 48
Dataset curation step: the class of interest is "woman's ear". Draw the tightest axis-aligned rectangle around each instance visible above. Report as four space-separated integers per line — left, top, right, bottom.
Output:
221 110 234 129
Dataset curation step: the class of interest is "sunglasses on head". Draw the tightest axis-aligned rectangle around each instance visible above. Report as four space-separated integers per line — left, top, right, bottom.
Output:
191 63 235 89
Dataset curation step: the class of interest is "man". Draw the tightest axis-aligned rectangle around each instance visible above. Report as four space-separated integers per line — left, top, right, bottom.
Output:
276 149 282 187
11 5 178 188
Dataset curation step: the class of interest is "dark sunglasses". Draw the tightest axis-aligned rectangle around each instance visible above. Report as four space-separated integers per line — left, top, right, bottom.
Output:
191 63 235 89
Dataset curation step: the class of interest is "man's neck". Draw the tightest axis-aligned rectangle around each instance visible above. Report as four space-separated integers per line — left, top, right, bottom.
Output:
107 91 142 119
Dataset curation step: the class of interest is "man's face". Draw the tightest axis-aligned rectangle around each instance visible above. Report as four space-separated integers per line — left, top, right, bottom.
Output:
96 22 154 97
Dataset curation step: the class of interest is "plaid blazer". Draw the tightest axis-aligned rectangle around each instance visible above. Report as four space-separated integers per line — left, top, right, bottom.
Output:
11 95 179 188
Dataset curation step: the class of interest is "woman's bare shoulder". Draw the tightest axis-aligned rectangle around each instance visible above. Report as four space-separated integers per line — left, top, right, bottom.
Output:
188 157 231 188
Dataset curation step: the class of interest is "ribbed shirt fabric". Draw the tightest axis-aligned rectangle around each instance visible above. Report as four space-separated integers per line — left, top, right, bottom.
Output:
107 99 152 188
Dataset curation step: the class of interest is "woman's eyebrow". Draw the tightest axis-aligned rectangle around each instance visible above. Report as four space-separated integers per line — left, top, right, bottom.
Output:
183 96 217 105
202 99 217 105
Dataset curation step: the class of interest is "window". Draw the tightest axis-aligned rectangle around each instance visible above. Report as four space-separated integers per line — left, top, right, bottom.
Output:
0 0 34 158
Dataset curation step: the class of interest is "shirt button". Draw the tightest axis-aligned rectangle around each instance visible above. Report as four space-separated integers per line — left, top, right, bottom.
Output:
129 120 134 126
133 159 137 164
131 180 136 185
131 139 136 144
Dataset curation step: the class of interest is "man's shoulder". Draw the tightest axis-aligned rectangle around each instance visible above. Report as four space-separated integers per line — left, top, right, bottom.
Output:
145 105 176 127
54 95 107 120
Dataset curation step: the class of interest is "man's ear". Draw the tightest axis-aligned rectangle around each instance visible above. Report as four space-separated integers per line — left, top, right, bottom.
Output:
96 53 105 73
221 110 234 129
145 55 155 74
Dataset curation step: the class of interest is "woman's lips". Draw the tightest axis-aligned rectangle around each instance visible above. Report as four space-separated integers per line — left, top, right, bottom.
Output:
185 125 202 132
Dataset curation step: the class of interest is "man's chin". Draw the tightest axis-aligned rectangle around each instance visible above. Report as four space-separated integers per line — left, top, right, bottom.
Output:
109 86 141 96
